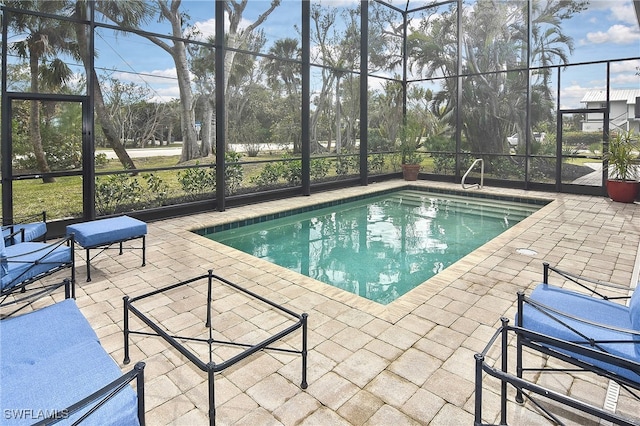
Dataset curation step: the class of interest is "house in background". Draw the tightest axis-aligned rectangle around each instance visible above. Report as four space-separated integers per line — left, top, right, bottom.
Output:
580 89 640 134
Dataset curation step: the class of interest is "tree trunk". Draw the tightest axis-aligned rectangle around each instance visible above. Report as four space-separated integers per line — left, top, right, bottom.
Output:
174 43 199 163
201 99 214 157
73 18 136 171
29 53 54 183
335 76 342 154
92 68 137 170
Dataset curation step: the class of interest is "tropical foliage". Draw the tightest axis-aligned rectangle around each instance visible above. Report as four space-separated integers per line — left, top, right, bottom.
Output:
1 0 614 220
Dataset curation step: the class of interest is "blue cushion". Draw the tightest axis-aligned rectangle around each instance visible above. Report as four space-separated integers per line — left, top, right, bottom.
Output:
520 283 640 383
13 222 46 244
66 216 147 248
0 242 72 291
1 340 140 426
3 222 47 245
0 299 99 368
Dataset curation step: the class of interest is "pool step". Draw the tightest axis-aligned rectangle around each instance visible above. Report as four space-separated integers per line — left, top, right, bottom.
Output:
386 190 540 221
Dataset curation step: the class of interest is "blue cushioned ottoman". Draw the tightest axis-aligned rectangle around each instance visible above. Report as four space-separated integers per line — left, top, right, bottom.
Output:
66 216 147 282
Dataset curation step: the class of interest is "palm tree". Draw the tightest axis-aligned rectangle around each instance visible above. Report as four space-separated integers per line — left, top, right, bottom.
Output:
6 0 78 183
407 0 585 156
264 38 302 152
264 38 301 97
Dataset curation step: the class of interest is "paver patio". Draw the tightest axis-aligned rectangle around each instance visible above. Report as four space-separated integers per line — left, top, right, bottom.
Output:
29 180 640 425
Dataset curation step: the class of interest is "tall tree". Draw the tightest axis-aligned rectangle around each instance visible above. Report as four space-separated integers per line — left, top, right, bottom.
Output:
407 0 586 155
6 0 77 183
226 36 268 148
264 38 302 152
309 3 362 154
371 79 403 148
71 0 152 171
222 0 281 151
189 37 216 157
264 38 301 98
136 0 199 163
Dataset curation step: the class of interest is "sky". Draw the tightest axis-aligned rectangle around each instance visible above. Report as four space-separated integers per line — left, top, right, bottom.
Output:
558 0 640 107
62 0 640 108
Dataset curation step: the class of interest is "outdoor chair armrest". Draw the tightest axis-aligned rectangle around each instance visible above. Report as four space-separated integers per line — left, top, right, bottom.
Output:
544 262 634 302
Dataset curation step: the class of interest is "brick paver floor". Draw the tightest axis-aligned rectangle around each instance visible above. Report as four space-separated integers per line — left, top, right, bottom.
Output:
42 180 640 425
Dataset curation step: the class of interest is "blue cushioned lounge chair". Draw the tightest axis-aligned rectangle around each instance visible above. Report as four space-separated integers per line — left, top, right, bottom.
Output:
474 262 640 426
2 211 47 246
1 296 146 425
0 232 75 318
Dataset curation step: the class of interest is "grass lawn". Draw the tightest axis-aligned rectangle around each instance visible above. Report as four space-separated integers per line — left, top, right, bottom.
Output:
3 151 588 221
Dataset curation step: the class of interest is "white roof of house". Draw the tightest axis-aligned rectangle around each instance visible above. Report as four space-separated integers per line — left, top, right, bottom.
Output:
580 89 640 104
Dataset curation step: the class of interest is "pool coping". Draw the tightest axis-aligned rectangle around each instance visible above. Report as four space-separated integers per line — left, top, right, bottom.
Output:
188 182 557 323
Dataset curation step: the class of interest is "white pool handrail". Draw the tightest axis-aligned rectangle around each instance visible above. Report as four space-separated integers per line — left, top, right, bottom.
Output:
462 158 484 190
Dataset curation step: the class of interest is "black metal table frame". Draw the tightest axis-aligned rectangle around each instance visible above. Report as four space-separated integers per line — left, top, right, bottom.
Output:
123 270 308 426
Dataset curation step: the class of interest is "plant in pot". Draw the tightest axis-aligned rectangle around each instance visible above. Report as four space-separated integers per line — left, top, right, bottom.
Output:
399 121 425 181
604 130 639 203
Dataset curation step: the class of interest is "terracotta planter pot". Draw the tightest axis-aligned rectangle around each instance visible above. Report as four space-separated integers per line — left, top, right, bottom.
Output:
606 179 640 203
401 164 421 181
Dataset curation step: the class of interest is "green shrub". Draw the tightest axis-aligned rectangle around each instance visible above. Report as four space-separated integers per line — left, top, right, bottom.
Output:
250 162 285 188
563 131 602 148
95 173 144 215
368 153 385 173
335 155 357 176
224 152 244 195
177 162 215 199
143 173 169 206
368 129 390 152
311 157 330 180
282 156 302 185
432 153 455 175
95 153 109 167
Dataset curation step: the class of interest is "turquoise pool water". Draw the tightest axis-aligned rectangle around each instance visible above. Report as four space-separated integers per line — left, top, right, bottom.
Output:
199 189 545 305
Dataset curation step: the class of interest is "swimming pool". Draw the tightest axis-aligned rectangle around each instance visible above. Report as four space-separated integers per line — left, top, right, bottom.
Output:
197 189 546 305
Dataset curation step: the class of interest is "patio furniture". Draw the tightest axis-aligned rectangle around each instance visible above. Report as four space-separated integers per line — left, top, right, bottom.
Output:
123 270 308 426
474 262 640 426
0 233 75 318
2 211 47 246
1 297 146 425
66 216 147 282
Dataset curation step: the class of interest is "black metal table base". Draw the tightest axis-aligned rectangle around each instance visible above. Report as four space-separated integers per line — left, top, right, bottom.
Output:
123 270 308 426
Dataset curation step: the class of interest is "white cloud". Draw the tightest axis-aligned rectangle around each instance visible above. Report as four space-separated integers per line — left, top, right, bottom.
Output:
114 67 178 85
150 86 181 103
316 0 359 7
585 24 640 45
560 83 605 109
192 18 216 40
608 1 638 25
611 73 640 85
192 14 254 42
610 59 640 73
